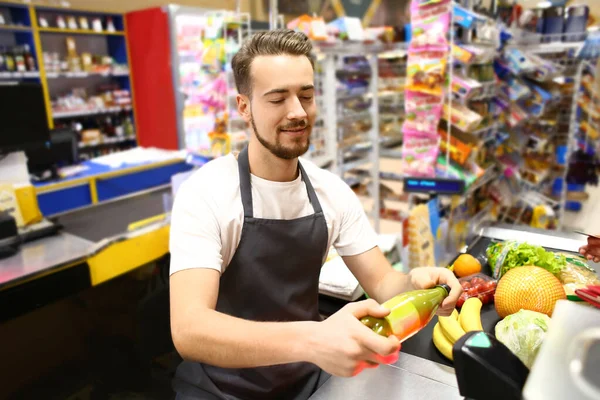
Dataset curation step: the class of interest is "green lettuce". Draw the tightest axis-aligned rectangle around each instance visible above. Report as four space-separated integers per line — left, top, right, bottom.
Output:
495 310 551 368
486 241 566 278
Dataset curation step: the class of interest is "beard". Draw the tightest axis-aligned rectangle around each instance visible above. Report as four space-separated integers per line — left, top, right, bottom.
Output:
250 112 311 160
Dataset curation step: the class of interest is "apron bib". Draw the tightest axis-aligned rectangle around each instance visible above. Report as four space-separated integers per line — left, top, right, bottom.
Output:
173 147 330 399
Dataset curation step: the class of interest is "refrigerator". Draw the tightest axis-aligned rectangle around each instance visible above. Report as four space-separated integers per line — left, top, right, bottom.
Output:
126 5 250 157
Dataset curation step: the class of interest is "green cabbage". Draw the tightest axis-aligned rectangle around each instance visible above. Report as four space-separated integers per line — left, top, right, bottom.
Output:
495 309 551 369
486 241 566 278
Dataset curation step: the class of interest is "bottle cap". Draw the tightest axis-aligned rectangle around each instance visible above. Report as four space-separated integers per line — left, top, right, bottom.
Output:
437 284 451 295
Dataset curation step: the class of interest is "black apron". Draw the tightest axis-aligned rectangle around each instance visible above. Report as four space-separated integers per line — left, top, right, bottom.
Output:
173 147 330 399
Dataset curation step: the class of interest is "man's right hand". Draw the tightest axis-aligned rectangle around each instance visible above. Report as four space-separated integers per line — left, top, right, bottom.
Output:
306 299 401 377
580 236 600 263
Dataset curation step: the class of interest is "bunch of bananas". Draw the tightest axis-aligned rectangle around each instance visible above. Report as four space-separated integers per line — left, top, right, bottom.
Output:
432 297 483 361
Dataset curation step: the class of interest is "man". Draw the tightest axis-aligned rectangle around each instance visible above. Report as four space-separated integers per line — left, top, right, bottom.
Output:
169 29 461 400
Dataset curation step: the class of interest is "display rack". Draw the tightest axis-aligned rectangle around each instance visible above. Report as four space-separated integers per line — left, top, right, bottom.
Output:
314 42 385 232
0 2 137 161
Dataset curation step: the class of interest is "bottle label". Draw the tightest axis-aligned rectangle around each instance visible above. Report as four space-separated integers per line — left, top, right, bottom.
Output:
386 304 421 338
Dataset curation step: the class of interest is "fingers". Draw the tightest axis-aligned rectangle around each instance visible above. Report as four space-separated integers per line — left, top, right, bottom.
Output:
580 245 588 255
358 328 401 357
588 237 600 246
436 307 455 317
437 269 462 309
347 299 390 319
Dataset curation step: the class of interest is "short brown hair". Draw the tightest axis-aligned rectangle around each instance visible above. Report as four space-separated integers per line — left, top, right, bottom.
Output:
232 29 314 98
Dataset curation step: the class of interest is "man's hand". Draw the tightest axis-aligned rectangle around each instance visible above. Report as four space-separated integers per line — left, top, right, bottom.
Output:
580 236 600 263
307 299 401 378
408 267 462 316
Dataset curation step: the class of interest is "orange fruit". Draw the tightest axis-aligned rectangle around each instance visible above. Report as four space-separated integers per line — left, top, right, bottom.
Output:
453 254 482 277
495 266 566 318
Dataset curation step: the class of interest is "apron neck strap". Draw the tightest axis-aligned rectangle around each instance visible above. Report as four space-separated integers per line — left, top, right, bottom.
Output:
237 147 324 218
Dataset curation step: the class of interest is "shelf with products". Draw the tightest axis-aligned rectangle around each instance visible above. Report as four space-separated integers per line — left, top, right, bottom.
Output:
0 5 39 78
34 6 124 36
32 5 136 156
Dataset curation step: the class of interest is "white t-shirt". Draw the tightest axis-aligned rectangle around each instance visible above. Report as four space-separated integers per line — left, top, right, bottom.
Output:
169 154 378 276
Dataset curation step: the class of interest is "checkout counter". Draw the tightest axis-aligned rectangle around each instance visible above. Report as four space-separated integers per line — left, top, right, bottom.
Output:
310 224 599 399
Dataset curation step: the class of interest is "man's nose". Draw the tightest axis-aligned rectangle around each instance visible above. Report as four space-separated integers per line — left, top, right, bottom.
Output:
286 97 308 120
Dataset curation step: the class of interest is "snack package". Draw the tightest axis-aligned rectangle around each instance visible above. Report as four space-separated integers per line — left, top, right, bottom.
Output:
452 75 483 99
402 142 440 177
505 48 536 74
443 102 483 133
407 49 447 96
404 91 443 133
505 76 531 101
410 8 450 49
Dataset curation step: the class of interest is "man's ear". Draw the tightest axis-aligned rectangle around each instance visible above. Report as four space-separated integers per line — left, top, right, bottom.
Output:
236 94 251 123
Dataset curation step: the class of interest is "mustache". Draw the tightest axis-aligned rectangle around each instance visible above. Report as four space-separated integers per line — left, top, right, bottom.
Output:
278 120 309 131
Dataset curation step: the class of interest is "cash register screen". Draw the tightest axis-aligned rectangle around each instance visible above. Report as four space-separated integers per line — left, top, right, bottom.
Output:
0 82 50 153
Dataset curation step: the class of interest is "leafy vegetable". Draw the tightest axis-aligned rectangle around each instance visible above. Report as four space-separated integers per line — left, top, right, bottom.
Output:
486 241 566 278
495 309 551 369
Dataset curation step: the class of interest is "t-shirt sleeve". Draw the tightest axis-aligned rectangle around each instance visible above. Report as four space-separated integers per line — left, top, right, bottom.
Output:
333 181 379 257
169 178 223 276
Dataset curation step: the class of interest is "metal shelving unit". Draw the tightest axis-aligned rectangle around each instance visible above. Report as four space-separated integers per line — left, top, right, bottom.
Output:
314 42 386 232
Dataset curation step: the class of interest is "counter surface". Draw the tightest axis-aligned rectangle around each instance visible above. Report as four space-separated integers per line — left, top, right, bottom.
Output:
0 232 93 290
309 353 461 399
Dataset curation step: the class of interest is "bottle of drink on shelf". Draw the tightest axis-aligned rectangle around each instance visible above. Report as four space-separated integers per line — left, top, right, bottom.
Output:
14 46 26 72
23 45 36 71
0 47 6 72
360 284 450 342
4 47 15 72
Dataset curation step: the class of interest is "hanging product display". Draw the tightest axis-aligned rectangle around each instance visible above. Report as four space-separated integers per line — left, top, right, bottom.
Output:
401 0 451 178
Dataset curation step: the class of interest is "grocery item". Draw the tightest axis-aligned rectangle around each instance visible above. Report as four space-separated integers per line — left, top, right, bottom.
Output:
360 285 449 341
495 266 566 318
403 91 443 133
486 241 566 279
410 6 450 49
451 75 483 99
457 273 497 307
432 322 454 361
438 309 466 343
452 254 482 277
495 309 550 369
407 48 447 96
459 297 483 332
443 102 483 133
557 253 600 295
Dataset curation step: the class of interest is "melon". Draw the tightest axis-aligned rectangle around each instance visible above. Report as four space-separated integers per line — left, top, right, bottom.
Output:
495 266 566 318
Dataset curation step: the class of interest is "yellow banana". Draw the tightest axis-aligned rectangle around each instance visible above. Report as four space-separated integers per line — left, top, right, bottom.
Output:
432 322 454 361
438 309 466 343
459 297 483 332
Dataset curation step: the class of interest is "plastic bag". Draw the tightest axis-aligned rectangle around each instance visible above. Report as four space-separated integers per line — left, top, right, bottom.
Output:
410 6 451 49
404 91 443 133
557 253 600 295
495 309 551 369
407 49 447 96
402 141 439 177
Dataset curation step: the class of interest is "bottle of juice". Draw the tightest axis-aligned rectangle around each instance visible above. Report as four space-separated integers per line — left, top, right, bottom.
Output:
360 284 450 341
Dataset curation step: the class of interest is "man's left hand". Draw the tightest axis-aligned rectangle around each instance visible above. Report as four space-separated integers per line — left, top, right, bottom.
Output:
408 267 462 316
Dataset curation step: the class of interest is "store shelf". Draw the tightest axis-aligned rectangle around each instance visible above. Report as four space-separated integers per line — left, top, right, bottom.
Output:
38 27 125 36
0 25 32 32
53 105 132 119
0 71 40 79
341 157 371 173
46 70 130 79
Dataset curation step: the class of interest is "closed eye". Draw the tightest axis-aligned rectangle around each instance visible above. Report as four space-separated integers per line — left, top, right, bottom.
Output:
301 96 313 101
269 99 285 104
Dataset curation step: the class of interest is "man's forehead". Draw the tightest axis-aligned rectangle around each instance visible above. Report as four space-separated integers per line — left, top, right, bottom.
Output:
250 54 314 92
